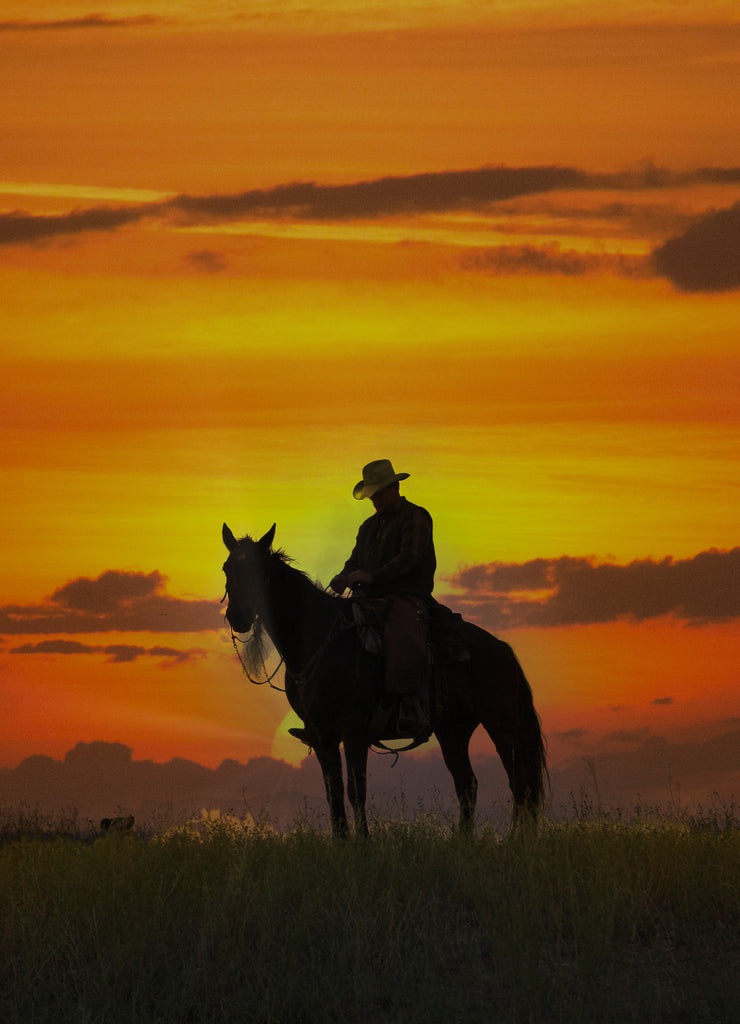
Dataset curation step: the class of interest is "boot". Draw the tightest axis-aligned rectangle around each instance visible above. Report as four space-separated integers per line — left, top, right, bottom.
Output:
288 724 321 747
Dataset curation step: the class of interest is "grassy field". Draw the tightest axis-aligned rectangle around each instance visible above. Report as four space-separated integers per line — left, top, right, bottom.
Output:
1 804 738 1023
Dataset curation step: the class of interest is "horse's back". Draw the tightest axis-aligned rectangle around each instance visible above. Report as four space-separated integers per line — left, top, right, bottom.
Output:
460 618 520 670
457 616 535 707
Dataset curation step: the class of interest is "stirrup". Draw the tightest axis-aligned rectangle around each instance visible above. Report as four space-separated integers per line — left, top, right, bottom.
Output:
396 697 431 741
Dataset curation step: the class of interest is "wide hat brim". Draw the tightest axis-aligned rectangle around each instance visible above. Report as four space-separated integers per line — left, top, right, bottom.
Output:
353 471 409 500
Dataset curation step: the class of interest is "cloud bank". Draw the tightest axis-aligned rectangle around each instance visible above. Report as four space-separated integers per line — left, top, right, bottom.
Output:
0 569 221 635
10 639 205 665
443 547 740 629
652 202 740 292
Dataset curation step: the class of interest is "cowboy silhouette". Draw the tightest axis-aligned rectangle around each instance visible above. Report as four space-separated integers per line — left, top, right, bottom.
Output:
329 459 434 739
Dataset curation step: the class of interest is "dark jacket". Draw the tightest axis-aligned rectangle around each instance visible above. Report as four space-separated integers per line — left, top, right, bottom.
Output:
341 497 436 599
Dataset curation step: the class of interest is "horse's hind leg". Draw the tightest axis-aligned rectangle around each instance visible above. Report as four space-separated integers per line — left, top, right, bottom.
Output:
436 725 478 832
481 716 536 825
314 742 349 838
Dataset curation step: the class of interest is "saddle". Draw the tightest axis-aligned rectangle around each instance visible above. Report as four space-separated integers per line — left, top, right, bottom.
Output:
349 596 469 664
350 596 385 655
288 599 472 752
349 596 471 748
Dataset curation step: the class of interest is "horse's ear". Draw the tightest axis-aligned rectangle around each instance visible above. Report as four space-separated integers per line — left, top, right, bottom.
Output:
222 523 239 552
258 524 276 550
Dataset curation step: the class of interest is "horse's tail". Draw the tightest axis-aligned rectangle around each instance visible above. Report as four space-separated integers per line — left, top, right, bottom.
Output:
508 646 549 816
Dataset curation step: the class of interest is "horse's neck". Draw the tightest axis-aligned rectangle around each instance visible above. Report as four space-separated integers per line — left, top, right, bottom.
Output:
264 556 338 668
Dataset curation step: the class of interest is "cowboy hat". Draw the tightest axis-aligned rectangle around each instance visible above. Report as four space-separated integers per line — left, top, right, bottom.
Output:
353 459 410 500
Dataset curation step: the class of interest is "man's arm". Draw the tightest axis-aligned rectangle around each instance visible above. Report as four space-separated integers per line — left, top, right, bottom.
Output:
329 533 363 593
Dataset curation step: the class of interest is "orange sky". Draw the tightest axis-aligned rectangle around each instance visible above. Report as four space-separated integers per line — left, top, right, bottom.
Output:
1 2 738 805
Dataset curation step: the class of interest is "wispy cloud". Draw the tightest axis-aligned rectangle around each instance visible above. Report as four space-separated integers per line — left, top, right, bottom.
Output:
3 164 740 290
443 547 740 629
0 15 160 33
10 638 205 665
461 244 650 279
0 570 220 634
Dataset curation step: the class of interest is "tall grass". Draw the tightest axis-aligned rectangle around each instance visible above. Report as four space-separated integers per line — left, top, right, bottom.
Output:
1 805 738 1023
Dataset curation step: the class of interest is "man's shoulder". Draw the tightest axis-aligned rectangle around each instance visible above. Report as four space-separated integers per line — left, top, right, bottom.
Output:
401 497 432 521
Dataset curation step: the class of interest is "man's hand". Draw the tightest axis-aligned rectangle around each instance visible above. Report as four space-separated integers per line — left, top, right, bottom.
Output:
329 574 349 594
346 569 373 589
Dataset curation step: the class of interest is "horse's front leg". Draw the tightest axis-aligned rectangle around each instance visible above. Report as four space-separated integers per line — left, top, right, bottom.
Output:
343 729 370 838
314 741 349 838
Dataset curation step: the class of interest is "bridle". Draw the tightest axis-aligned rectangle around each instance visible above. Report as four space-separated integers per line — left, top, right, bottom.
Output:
230 624 286 691
222 550 344 692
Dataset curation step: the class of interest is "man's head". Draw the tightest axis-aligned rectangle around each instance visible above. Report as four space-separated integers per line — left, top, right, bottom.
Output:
352 459 409 501
370 481 401 513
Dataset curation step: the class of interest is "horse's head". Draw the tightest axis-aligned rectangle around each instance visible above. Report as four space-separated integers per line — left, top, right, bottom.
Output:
221 522 276 633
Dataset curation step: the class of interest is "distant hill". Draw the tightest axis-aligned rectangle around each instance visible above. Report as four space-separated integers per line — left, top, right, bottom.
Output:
0 740 513 829
3 731 739 829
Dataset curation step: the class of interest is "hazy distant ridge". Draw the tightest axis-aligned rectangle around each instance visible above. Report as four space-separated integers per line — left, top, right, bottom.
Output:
3 734 740 828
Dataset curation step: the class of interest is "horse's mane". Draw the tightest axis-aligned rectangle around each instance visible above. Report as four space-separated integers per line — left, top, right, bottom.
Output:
241 536 332 596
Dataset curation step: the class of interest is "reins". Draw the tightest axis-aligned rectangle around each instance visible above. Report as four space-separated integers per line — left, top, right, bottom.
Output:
290 608 344 688
229 604 345 693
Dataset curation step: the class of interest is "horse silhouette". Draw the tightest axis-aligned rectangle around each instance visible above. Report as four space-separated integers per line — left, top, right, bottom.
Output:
222 523 547 836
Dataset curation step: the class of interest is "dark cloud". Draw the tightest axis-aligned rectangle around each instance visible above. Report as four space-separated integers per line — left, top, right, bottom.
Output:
168 166 592 222
10 638 206 665
0 206 153 246
103 644 147 663
53 570 165 614
606 728 652 744
11 639 94 656
652 202 740 292
652 697 675 706
186 249 229 273
148 645 200 663
443 548 740 630
0 16 160 32
691 167 740 186
493 199 693 239
167 165 740 224
554 729 589 743
0 569 221 634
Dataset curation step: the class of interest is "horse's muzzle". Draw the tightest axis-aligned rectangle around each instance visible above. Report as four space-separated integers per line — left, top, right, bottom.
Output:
225 604 253 634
